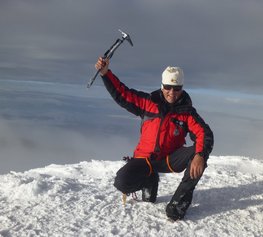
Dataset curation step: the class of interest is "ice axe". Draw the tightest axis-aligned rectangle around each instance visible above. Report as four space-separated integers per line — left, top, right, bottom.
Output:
87 29 133 88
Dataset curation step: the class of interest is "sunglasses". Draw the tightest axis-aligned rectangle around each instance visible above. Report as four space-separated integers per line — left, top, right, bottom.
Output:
162 84 182 91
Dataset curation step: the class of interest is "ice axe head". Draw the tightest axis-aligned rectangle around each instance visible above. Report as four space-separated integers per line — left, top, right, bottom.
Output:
119 29 133 46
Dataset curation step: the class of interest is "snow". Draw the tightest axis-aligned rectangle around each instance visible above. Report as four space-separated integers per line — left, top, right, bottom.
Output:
0 156 262 237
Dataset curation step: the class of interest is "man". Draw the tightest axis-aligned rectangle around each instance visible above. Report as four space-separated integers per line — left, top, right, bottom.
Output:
95 57 214 221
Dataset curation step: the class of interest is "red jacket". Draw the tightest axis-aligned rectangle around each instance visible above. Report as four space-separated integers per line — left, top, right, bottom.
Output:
102 70 213 161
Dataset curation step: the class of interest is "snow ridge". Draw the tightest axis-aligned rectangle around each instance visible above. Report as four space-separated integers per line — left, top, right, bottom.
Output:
0 156 262 237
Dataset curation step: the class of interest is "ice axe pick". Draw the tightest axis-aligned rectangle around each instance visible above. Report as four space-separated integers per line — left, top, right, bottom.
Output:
87 29 133 88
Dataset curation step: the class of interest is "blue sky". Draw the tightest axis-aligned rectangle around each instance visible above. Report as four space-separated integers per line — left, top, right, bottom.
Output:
0 0 263 173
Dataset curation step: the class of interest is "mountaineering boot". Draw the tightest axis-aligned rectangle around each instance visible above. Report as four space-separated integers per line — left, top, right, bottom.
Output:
166 158 203 221
166 190 193 221
142 172 159 203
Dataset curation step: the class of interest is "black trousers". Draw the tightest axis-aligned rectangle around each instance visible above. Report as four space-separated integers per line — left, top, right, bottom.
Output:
114 146 205 202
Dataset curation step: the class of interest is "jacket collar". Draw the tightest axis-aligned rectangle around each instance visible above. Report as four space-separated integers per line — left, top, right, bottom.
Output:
150 89 192 107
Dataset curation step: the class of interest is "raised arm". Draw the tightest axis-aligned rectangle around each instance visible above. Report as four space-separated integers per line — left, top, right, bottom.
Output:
95 57 159 117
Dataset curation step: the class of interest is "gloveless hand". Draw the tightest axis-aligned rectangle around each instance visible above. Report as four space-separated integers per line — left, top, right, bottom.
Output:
190 153 205 179
95 57 110 76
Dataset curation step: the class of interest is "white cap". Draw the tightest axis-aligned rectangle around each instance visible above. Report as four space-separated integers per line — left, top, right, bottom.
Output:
161 66 184 87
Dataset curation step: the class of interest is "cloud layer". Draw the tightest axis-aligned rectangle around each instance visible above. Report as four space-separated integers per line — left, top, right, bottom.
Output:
1 0 263 93
1 80 263 174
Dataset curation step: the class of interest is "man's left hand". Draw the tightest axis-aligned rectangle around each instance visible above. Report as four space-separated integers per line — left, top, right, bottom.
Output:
190 153 205 179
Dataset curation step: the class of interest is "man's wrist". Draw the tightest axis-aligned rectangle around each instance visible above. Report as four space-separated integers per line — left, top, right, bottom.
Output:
195 152 204 158
100 69 109 76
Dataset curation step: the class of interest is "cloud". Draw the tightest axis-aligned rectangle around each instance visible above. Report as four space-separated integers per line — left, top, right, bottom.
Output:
0 80 139 174
0 79 262 174
0 0 263 93
0 117 136 174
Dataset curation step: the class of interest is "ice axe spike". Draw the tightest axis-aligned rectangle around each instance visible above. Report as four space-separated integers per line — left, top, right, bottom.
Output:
87 29 133 88
122 193 127 206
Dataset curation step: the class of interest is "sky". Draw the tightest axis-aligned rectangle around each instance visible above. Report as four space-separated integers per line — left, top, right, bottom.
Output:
0 0 263 174
1 0 263 93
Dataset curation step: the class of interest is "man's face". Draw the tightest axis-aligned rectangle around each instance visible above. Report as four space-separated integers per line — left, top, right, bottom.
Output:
161 85 183 104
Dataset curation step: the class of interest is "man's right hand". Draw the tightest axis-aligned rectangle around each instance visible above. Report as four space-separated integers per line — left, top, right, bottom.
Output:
95 57 109 76
190 153 205 179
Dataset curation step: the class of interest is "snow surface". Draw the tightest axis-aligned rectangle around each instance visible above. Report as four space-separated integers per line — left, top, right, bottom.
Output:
0 156 262 237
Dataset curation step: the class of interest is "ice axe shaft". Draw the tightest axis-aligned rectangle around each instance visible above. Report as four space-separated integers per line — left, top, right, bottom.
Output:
87 29 133 88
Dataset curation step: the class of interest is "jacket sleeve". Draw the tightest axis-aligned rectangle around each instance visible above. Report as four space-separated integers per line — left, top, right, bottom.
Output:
101 70 159 117
187 108 214 160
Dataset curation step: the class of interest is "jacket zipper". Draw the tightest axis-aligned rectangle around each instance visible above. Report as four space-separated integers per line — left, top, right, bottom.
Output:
153 116 165 158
